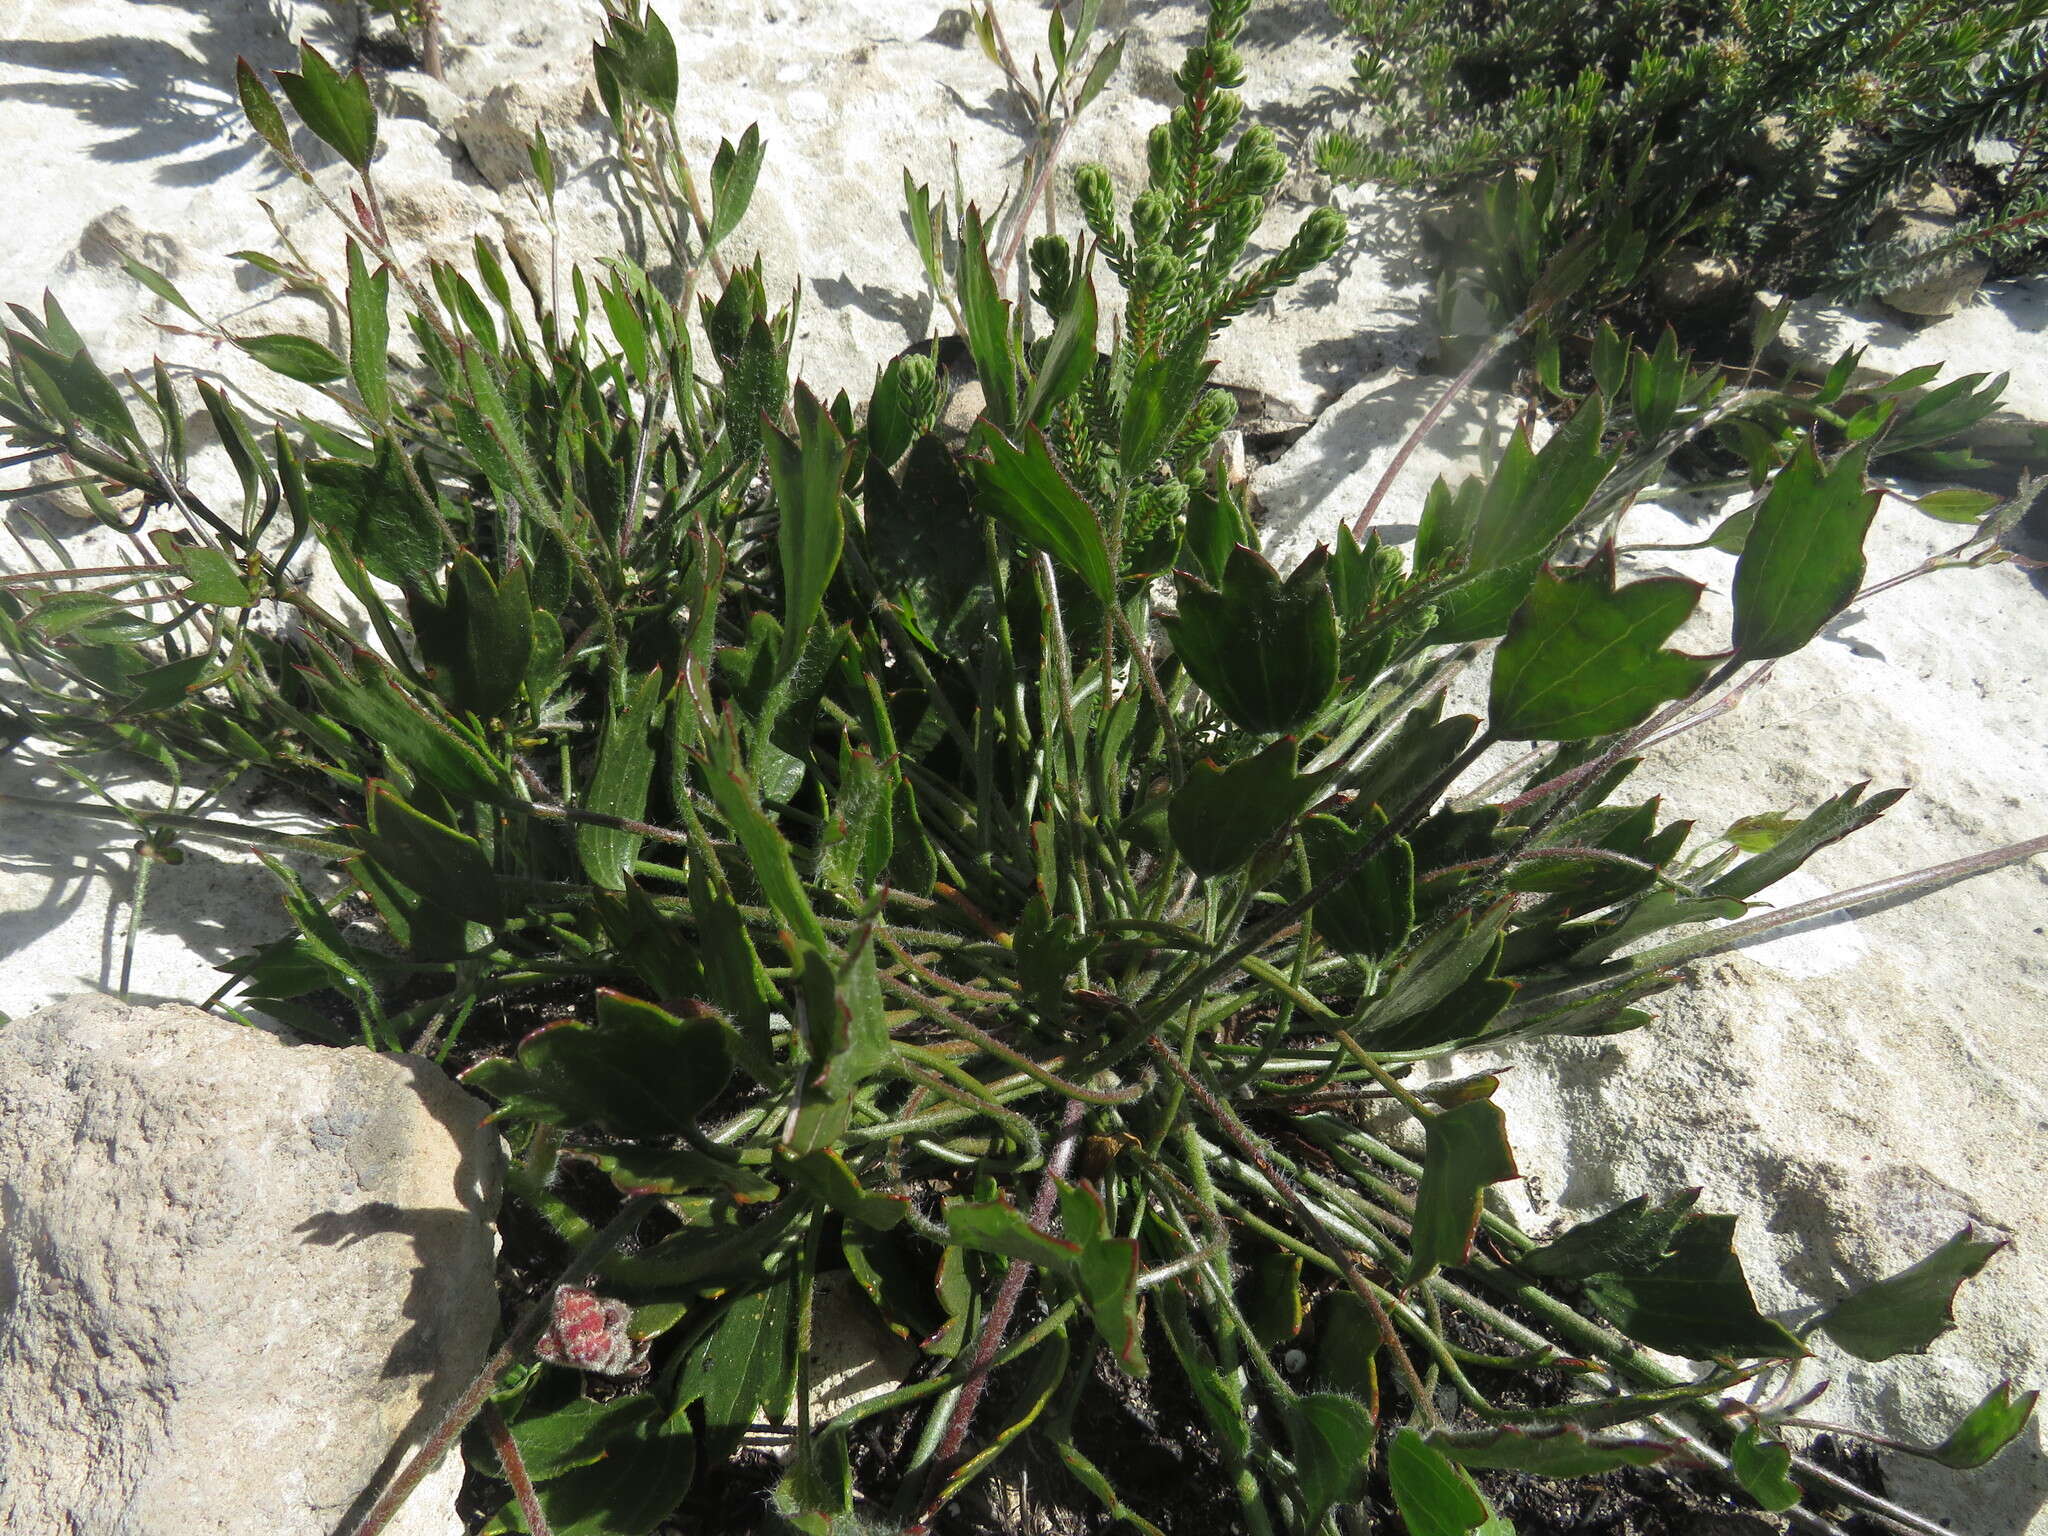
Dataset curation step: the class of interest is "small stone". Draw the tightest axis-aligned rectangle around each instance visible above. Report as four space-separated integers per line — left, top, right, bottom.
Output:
0 996 503 1536
938 377 987 447
1652 248 1742 309
1866 178 1987 316
758 1271 914 1461
454 65 605 194
381 69 466 133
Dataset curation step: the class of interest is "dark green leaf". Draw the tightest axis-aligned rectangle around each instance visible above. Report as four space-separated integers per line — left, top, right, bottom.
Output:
1022 271 1098 427
1166 545 1338 734
442 551 534 720
1120 323 1215 475
1490 551 1710 741
708 123 765 247
1014 891 1104 1012
462 991 734 1140
1519 1189 1701 1282
275 44 377 172
1582 1215 1807 1360
303 440 443 589
1732 1426 1801 1512
781 1147 907 1229
1815 1227 2005 1362
959 205 1017 432
1389 1426 1488 1536
675 1283 795 1459
577 669 666 891
946 1197 1081 1270
1302 811 1414 964
1467 400 1613 570
1169 735 1310 876
497 1393 659 1483
1313 1293 1381 1409
357 779 502 925
1409 1097 1518 1284
972 424 1115 602
1732 442 1880 661
766 384 852 675
574 1145 778 1201
1288 1393 1376 1526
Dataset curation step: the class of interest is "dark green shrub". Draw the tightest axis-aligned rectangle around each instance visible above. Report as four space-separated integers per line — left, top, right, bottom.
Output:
0 3 2038 1533
1317 0 2048 327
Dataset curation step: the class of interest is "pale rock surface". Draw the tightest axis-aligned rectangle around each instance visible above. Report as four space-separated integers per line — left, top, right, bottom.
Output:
0 994 503 1535
1252 369 1530 569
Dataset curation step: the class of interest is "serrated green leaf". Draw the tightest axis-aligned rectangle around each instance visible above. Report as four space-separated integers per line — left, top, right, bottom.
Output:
1929 1381 2038 1469
302 440 442 589
275 44 377 172
1519 1190 1701 1282
945 1197 1082 1269
1490 552 1711 741
1582 1215 1807 1360
1301 811 1414 963
780 1147 908 1229
357 779 502 925
1169 735 1310 876
1166 544 1339 734
1409 1098 1518 1284
1732 1426 1801 1512
1815 1227 2005 1362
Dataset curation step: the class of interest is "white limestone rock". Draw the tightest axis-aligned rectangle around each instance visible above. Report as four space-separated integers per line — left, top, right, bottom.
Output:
1251 368 1528 571
0 994 503 1535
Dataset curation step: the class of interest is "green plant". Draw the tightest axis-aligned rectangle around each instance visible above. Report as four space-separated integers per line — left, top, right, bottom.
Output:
1 4 2041 1535
1317 0 2048 326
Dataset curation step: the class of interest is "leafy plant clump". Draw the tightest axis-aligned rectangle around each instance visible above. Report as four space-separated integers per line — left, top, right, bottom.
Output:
1316 0 2048 328
1 2 2041 1533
